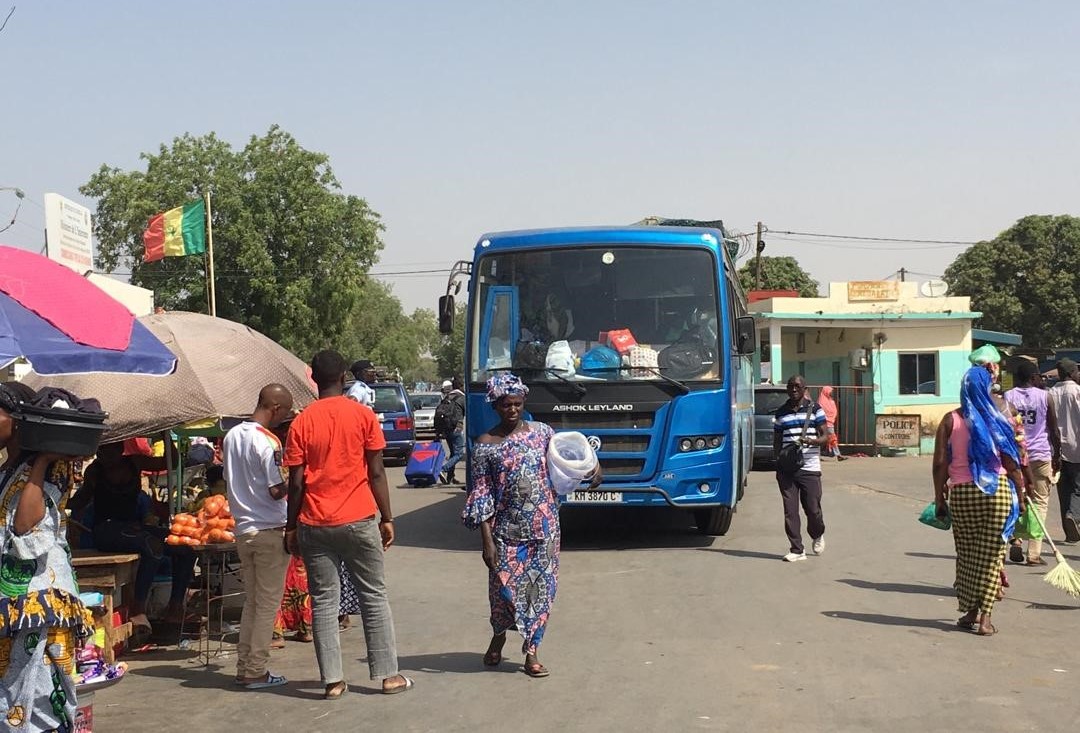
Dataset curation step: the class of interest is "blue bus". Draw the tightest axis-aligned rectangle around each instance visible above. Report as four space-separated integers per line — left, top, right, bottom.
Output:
438 225 757 535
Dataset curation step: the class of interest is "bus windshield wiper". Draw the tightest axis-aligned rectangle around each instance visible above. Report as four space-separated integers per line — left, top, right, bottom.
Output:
514 367 587 396
584 366 690 395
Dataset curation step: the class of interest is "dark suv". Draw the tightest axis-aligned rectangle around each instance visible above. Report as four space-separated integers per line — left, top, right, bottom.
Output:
372 382 415 463
753 384 789 468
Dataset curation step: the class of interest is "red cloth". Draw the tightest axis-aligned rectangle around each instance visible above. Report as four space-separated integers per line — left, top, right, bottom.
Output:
818 386 838 425
283 396 386 527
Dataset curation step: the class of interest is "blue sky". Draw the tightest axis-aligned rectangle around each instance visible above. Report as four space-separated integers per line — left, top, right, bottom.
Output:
3 1 1078 313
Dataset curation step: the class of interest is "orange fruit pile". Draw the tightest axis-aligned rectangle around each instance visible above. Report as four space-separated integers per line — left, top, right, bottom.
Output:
165 495 236 546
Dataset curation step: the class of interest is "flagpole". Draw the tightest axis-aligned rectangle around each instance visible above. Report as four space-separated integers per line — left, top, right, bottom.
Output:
204 191 217 317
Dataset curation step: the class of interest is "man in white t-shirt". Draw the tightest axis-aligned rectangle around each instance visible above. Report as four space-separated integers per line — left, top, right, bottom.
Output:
345 359 377 408
223 383 294 689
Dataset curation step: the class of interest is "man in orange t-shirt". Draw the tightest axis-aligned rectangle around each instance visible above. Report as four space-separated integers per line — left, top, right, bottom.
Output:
284 350 413 698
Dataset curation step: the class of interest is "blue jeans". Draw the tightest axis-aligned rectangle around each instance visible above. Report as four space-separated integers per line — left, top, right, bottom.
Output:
93 521 196 608
299 518 399 684
444 430 465 472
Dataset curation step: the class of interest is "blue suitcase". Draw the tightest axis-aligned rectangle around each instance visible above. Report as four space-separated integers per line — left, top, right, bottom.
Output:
405 440 447 487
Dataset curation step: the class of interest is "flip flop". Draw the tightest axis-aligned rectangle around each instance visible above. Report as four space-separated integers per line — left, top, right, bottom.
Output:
483 650 503 667
523 662 550 678
976 624 998 637
324 681 348 700
245 672 287 690
382 675 414 695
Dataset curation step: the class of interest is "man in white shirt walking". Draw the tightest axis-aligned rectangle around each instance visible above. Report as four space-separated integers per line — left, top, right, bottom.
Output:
223 383 295 688
1049 359 1080 542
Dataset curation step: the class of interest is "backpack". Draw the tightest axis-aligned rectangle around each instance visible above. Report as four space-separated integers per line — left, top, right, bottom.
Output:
434 394 463 435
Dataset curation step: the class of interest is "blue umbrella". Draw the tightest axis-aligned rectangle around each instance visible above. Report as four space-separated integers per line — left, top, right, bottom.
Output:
0 292 176 376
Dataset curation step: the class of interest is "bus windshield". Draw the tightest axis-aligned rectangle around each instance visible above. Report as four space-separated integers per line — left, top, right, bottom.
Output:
470 246 722 384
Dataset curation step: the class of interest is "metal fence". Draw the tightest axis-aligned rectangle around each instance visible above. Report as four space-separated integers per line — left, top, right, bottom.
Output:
809 384 876 451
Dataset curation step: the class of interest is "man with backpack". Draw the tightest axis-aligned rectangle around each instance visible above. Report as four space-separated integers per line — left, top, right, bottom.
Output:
773 375 832 562
435 378 466 485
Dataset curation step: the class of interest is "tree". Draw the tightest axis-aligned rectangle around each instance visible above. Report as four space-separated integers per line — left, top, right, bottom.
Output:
338 280 440 378
81 126 383 356
435 304 467 380
737 255 819 296
945 215 1080 349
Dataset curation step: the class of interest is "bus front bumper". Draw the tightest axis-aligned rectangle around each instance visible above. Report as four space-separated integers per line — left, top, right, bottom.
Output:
560 460 736 508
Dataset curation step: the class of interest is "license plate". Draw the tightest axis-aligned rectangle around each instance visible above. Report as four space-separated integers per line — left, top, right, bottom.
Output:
565 491 623 503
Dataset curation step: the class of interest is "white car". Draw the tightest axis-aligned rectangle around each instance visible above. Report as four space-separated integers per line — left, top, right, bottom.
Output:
409 392 442 436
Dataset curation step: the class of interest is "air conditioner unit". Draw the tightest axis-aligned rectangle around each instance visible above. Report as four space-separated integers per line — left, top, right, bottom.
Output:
849 348 868 370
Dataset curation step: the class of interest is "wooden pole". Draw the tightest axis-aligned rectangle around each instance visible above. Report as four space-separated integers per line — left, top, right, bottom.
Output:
205 191 217 317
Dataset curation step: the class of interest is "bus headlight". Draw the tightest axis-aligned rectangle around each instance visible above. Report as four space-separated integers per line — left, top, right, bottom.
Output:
678 435 723 453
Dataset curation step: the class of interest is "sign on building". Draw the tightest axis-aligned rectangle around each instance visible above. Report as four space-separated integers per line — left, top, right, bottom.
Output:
875 414 921 448
44 193 93 273
847 280 900 302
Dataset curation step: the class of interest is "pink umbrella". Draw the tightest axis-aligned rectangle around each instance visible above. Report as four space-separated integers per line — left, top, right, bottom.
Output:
0 244 133 350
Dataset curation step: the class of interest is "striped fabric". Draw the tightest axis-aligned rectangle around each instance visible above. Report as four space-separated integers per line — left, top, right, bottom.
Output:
950 478 1011 614
774 401 828 472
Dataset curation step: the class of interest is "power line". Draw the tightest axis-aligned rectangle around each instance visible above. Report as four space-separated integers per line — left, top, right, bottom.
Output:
768 234 968 251
766 228 979 246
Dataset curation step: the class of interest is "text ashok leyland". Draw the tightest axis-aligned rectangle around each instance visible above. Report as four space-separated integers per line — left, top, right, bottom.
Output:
550 404 634 412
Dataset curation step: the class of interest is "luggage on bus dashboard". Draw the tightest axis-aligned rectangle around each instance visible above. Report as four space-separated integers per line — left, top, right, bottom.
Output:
404 440 447 487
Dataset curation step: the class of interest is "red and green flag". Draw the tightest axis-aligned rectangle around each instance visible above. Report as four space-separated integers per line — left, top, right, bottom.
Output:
143 199 207 262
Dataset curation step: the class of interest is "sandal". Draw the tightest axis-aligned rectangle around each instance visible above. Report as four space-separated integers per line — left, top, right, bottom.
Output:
976 623 998 637
955 618 977 631
270 635 286 650
523 662 550 678
130 622 153 648
324 681 348 700
294 631 314 643
483 633 506 667
483 650 502 667
382 675 414 695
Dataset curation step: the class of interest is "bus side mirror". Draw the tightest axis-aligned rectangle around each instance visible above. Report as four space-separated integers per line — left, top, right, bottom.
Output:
438 295 455 334
736 316 756 355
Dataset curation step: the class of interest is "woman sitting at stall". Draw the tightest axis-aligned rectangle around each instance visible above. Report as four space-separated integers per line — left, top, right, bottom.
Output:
0 383 94 730
68 441 196 644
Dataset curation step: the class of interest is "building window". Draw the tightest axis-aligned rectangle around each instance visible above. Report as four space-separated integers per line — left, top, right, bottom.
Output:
797 332 806 353
899 352 937 395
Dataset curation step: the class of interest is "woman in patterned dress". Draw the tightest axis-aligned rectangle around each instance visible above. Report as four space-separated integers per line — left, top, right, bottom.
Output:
0 383 93 731
463 374 600 677
932 367 1030 636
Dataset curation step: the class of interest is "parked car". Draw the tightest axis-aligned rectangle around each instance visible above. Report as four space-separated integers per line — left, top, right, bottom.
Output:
409 392 442 437
372 382 415 463
753 384 789 468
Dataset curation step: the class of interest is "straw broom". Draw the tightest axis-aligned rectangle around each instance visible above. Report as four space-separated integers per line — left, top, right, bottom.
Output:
1027 508 1080 598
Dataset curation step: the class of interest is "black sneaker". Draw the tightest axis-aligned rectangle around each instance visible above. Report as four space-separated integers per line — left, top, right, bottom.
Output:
1009 543 1025 563
1065 515 1080 543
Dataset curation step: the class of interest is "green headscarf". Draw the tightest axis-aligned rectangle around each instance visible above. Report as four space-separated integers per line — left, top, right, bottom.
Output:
968 344 1001 366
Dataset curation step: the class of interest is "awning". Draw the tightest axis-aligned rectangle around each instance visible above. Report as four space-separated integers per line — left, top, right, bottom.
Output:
971 328 1022 346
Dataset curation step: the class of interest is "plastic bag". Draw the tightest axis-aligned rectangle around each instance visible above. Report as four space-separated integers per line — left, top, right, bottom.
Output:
545 340 575 376
918 501 951 531
1013 507 1044 540
547 431 598 495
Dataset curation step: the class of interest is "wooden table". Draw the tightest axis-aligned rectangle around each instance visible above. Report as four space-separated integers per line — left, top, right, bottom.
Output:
71 550 139 663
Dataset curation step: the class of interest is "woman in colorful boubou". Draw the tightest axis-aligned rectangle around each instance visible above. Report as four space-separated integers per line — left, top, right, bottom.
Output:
0 383 93 731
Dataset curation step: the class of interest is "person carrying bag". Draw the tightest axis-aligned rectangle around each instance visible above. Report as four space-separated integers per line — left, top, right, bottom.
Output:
773 376 833 562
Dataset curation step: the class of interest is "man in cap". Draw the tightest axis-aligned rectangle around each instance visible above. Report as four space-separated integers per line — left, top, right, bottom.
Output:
1049 358 1080 542
346 359 377 408
434 377 466 485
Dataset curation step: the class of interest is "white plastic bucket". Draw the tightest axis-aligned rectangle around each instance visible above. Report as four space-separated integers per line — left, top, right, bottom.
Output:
547 431 598 495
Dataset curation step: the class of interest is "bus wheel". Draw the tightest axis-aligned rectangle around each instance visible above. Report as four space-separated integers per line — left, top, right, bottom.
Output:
694 506 733 536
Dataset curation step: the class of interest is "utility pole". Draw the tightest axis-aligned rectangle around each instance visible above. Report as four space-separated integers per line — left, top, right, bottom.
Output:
899 267 906 282
754 221 765 291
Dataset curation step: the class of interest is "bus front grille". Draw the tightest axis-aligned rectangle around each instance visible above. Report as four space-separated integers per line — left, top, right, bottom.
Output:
599 458 646 476
530 412 654 430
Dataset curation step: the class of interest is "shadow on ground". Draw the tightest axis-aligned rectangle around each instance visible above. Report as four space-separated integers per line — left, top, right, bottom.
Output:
836 578 955 596
392 495 715 551
697 548 782 561
397 651 521 676
821 611 956 631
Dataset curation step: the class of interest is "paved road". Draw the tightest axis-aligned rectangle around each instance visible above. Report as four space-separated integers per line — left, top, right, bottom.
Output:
96 457 1079 732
